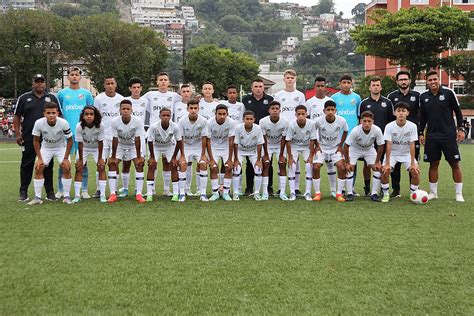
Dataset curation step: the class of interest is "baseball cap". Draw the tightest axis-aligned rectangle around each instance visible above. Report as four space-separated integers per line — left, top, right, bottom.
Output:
67 66 82 74
32 74 45 81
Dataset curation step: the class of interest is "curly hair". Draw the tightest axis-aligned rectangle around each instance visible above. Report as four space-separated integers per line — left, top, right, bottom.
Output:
80 105 102 129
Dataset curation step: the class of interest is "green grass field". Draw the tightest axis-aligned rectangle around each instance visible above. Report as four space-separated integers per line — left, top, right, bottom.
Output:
0 143 472 314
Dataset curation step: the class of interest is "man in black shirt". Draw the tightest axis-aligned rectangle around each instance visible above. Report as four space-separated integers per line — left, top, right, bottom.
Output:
13 74 59 202
242 78 274 195
358 76 394 200
387 71 420 197
419 70 464 202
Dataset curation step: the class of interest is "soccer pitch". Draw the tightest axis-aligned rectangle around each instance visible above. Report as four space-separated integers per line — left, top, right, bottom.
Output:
0 142 472 314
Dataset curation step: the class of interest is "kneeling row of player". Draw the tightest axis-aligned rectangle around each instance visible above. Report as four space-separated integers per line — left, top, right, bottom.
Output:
28 99 420 205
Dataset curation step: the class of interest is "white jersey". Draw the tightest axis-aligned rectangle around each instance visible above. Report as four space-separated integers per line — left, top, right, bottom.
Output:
285 119 317 150
125 96 148 128
94 92 124 140
75 122 105 150
207 117 236 150
111 116 143 147
144 90 181 125
178 114 209 148
306 96 333 120
32 117 72 149
199 99 219 120
314 115 348 153
384 120 418 156
274 89 306 122
147 121 181 148
259 116 288 148
173 101 188 123
345 124 384 151
221 100 245 122
234 123 265 154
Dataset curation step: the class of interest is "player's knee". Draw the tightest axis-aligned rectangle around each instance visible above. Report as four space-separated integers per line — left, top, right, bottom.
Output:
199 162 207 170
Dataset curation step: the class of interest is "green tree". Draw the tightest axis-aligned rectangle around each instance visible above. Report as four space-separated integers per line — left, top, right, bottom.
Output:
351 2 366 24
219 15 253 33
189 25 253 53
351 6 474 86
311 0 335 15
62 14 168 95
185 45 259 97
354 75 398 100
442 52 474 96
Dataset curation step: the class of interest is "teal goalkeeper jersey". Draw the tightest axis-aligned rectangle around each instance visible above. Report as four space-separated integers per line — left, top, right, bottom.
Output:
332 91 361 133
57 87 94 135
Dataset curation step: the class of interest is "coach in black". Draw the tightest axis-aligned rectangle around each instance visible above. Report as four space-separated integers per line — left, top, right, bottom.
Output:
13 74 59 202
242 78 274 195
387 71 420 197
419 70 464 202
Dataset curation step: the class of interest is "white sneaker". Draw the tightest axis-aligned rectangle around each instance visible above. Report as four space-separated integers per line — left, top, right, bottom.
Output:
209 192 220 201
164 190 173 197
428 192 438 200
289 193 296 201
233 193 240 201
81 191 91 199
331 191 337 198
279 193 289 201
261 193 269 201
200 194 209 202
455 193 465 202
28 197 43 205
55 191 63 199
304 193 312 201
185 190 195 196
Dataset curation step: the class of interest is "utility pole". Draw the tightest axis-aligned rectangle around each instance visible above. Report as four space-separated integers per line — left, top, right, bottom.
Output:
182 24 186 83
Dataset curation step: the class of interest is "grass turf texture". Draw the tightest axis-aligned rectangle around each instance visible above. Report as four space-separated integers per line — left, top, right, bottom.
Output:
0 143 472 314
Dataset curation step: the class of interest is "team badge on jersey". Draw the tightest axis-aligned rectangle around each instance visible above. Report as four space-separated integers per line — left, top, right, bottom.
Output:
79 94 84 100
366 105 372 109
167 97 172 102
351 99 356 105
404 132 411 137
27 98 32 102
394 98 399 102
410 96 416 102
294 97 299 102
45 97 51 102
425 99 429 102
263 100 268 105
282 98 286 102
439 95 445 101
381 102 387 108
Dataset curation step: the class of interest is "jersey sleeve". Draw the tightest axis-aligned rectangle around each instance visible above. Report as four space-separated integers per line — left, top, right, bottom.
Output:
93 96 100 110
174 124 182 142
75 123 83 142
62 119 72 139
345 129 355 146
13 95 25 116
310 123 318 140
409 123 418 142
86 91 94 106
383 124 393 142
134 119 143 137
259 120 266 136
257 127 265 145
146 124 155 142
342 117 348 132
111 120 118 138
234 125 241 145
285 123 293 141
98 124 105 142
228 120 236 138
31 119 41 137
375 127 385 146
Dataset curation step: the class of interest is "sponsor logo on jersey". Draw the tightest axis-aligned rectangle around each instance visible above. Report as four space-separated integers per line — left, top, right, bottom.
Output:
65 104 84 111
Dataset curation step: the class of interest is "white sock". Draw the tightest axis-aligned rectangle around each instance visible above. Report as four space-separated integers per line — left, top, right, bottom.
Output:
381 182 389 195
199 170 208 195
96 171 99 192
34 178 44 199
211 178 219 194
163 170 171 192
455 182 463 195
262 176 269 194
233 166 242 194
108 171 117 194
288 164 296 194
295 163 301 191
74 181 82 198
135 172 144 195
172 181 179 195
62 177 72 198
146 180 154 197
312 178 321 194
336 178 345 195
327 164 337 192
346 172 354 194
99 180 106 198
410 184 419 193
371 171 381 195
186 163 192 191
223 178 232 194
121 172 130 191
178 171 187 195
254 174 262 194
279 176 287 195
218 173 224 186
429 182 438 195
304 163 312 195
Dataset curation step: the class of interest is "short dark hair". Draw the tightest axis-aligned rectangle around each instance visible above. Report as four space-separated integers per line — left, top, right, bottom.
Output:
295 104 307 112
104 75 116 82
252 78 264 84
202 81 213 88
120 99 132 108
394 101 410 111
160 107 172 114
395 71 410 80
128 77 142 87
157 72 169 79
180 84 190 89
44 101 59 111
339 74 352 82
425 70 438 79
243 110 255 118
216 104 228 113
360 110 374 120
187 99 199 107
324 100 336 109
314 76 326 83
269 101 281 108
369 76 381 83
227 84 238 91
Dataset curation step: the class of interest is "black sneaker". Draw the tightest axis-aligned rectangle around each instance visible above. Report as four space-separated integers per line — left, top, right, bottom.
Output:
295 189 302 196
346 194 355 202
268 188 274 196
390 189 401 198
370 194 380 202
92 190 101 198
364 187 370 197
46 192 57 201
244 189 253 196
18 192 29 202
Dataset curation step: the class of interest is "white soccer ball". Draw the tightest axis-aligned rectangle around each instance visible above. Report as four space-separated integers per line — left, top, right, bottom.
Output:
410 189 429 205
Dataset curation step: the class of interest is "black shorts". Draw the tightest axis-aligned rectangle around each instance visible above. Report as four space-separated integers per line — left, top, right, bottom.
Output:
423 138 461 163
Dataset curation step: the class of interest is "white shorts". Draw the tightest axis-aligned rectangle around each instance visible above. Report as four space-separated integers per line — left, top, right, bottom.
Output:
238 154 261 174
314 150 344 165
266 146 285 160
77 147 100 165
289 146 310 163
181 146 207 163
102 139 112 159
140 136 146 158
153 145 175 162
210 148 230 165
389 155 417 170
349 148 377 165
40 147 69 166
116 144 137 161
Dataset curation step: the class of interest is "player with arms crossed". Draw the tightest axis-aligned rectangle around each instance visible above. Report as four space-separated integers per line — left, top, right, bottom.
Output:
313 100 348 202
146 108 185 202
73 106 107 203
29 102 73 205
107 100 145 203
285 105 317 201
233 110 265 201
206 104 235 201
380 102 420 203
259 101 289 201
344 111 384 202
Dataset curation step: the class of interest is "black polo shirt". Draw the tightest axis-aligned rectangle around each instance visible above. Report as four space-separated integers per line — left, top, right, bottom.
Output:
242 93 274 124
14 91 60 142
358 95 394 132
387 89 420 124
419 87 463 140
